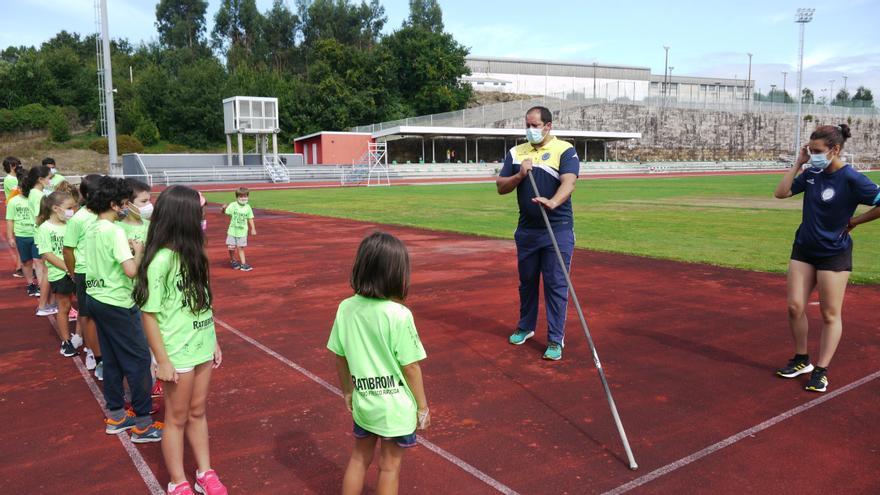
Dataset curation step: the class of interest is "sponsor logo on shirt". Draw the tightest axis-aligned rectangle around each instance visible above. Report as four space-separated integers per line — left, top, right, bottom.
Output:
352 374 403 397
821 188 835 202
86 278 105 288
193 315 214 330
807 179 815 185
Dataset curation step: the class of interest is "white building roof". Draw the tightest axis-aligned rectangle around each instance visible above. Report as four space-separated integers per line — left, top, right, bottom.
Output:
371 125 641 141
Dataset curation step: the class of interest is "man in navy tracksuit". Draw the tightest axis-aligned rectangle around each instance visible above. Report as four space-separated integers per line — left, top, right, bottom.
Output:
497 106 580 360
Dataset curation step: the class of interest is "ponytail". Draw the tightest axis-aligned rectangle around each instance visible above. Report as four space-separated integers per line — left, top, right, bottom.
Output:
36 191 72 226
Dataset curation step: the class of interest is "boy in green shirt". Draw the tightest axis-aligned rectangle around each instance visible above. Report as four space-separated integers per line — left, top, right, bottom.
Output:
223 187 256 271
118 178 152 246
43 157 66 193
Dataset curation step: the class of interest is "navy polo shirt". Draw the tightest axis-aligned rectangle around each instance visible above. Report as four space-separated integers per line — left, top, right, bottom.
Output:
791 165 880 257
499 136 580 230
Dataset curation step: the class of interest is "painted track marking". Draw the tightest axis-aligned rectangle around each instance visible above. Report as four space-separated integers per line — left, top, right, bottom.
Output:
72 355 165 495
214 317 520 495
603 368 880 495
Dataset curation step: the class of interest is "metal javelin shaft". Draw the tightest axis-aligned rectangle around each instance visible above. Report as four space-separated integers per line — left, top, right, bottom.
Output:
526 170 638 470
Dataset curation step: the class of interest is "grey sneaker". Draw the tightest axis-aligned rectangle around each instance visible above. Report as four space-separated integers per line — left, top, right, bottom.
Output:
239 263 253 272
131 422 163 443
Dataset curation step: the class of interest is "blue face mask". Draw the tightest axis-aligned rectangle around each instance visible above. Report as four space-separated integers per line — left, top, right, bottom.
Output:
809 151 831 170
526 127 545 144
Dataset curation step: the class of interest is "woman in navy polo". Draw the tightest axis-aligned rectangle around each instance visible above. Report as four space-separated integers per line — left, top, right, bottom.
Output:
774 124 880 392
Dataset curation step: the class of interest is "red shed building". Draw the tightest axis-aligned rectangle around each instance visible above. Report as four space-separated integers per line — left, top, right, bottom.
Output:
293 131 373 165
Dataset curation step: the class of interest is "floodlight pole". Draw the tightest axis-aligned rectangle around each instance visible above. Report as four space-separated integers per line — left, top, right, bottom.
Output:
662 46 670 101
794 8 814 159
99 0 119 174
746 53 753 108
782 71 788 105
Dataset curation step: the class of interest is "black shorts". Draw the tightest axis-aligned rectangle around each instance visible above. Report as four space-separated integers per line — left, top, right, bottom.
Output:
50 275 76 295
791 243 853 272
74 272 92 317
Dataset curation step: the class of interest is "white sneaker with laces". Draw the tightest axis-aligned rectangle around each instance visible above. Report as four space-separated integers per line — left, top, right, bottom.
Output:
36 306 59 316
85 348 96 370
95 361 104 381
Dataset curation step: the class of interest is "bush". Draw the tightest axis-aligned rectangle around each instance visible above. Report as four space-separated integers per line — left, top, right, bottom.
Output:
164 143 189 152
48 111 71 142
89 135 144 155
117 134 144 154
14 103 52 130
133 120 160 146
90 137 109 154
0 109 16 133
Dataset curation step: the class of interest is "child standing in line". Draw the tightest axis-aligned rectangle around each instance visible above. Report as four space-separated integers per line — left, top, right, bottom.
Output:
21 165 53 315
134 185 227 495
42 157 66 193
327 231 430 495
119 178 153 246
223 187 256 271
84 176 162 443
5 177 40 297
36 191 79 357
63 174 103 378
3 156 23 278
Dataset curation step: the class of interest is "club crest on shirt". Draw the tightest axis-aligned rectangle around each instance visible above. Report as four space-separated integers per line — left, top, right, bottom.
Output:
541 152 551 161
821 188 835 202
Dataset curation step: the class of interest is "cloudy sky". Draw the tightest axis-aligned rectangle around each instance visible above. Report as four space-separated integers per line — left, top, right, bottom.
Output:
4 0 879 97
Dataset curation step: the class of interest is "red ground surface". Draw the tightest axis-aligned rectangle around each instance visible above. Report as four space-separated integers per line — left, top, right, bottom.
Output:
1 203 879 494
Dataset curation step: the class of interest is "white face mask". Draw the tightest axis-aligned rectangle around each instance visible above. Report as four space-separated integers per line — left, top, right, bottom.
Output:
48 168 56 176
200 219 207 232
238 198 249 205
138 202 154 220
62 209 75 220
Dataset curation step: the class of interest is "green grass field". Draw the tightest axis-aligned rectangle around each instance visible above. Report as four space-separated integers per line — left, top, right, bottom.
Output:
205 172 880 284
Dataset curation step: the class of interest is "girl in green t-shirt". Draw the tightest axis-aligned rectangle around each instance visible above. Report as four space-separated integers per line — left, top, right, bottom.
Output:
134 185 227 495
2 156 23 277
20 165 52 305
36 190 79 357
327 231 430 495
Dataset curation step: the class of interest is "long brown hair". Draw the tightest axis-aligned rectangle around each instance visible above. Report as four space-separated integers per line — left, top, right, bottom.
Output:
350 231 410 301
36 191 73 226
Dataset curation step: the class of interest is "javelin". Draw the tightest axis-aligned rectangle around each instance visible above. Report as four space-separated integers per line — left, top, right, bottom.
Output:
527 170 638 470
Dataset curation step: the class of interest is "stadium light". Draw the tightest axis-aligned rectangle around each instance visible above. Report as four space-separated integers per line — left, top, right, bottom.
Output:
746 53 753 104
794 8 814 159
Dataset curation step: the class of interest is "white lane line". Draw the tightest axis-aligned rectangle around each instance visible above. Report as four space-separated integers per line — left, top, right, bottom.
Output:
72 356 165 495
603 369 880 495
215 317 520 495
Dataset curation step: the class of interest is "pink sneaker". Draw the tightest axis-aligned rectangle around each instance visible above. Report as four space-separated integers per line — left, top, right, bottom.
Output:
168 481 194 495
194 470 228 495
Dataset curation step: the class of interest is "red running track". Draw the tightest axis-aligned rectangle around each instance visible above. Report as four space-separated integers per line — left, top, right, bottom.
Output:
1 203 879 494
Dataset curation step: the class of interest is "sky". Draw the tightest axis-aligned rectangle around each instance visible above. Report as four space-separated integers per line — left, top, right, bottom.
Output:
3 0 880 97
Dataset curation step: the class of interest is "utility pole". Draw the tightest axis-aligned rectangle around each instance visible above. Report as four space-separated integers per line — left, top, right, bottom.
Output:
593 62 597 100
663 46 670 100
782 71 788 103
746 52 753 104
829 79 835 105
794 8 814 158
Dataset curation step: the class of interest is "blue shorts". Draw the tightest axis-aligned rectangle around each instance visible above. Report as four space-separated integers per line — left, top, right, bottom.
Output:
15 236 39 262
353 422 417 448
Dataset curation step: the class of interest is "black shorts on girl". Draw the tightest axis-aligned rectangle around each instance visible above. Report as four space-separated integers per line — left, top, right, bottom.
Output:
353 422 417 448
791 242 852 272
50 275 76 295
74 273 92 318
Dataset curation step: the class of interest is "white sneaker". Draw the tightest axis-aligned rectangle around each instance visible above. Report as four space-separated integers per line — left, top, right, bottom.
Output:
36 306 59 316
95 361 104 381
85 348 96 370
70 333 83 349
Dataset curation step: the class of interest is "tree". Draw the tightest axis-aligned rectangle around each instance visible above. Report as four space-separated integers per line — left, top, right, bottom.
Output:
833 89 850 106
211 0 264 69
405 0 443 32
852 86 874 107
300 0 386 51
260 0 300 71
155 0 209 49
381 25 472 115
801 88 814 104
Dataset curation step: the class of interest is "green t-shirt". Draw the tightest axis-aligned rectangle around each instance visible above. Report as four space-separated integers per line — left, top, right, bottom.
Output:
224 202 253 237
46 173 66 193
118 219 150 246
327 295 427 437
84 219 134 308
36 220 68 282
63 207 97 274
3 174 17 199
141 248 216 369
27 189 44 219
5 194 35 237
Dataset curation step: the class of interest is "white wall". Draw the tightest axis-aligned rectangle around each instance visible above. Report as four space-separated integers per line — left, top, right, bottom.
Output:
469 72 651 100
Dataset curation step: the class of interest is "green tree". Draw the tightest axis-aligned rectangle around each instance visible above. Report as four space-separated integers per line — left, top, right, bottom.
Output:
852 86 874 107
156 0 209 49
405 0 443 32
381 25 472 115
833 89 850 106
211 0 264 69
801 88 814 104
300 0 386 51
260 0 300 71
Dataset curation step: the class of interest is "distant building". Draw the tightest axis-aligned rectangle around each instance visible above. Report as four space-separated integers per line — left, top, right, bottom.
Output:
464 56 753 103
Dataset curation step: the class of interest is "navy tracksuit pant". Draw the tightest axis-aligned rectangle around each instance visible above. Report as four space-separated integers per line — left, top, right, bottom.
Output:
88 298 153 420
515 227 574 344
